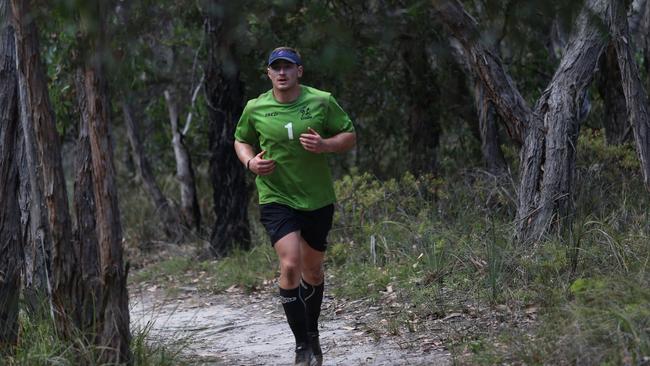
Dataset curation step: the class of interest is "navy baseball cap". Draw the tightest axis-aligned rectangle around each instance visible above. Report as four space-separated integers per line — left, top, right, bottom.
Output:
268 48 302 66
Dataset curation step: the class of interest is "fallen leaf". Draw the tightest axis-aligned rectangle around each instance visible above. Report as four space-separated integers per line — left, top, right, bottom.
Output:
525 305 538 314
442 313 462 321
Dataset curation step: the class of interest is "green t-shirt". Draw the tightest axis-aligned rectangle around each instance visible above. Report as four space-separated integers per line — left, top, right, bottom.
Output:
235 85 355 210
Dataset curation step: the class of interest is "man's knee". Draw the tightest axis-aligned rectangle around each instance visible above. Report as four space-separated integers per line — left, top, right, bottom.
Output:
280 256 302 284
302 265 324 285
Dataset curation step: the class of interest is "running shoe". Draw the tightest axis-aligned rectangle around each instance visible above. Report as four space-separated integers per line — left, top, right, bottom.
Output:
307 332 323 366
294 343 317 366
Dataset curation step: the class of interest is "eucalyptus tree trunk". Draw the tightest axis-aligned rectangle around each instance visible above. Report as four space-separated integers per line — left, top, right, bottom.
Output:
124 98 184 240
448 38 508 175
433 0 609 243
609 0 650 191
598 43 631 144
162 89 201 233
474 80 507 175
16 118 50 313
400 37 440 175
0 23 22 349
11 0 80 329
73 69 102 333
204 1 251 256
79 1 131 361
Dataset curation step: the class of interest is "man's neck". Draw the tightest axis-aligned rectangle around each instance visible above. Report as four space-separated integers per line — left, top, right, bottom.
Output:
273 85 301 104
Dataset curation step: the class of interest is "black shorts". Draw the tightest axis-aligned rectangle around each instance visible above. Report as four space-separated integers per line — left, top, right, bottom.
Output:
260 203 334 252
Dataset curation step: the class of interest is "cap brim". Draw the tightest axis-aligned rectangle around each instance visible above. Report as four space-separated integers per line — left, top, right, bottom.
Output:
268 56 299 66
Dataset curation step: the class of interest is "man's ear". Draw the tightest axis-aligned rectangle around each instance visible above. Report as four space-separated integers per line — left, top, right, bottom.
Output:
297 65 304 78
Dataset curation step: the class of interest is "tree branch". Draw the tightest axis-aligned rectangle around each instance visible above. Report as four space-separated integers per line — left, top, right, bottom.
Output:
432 0 533 144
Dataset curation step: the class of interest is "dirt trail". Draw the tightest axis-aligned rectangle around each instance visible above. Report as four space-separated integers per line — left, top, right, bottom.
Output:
130 287 452 365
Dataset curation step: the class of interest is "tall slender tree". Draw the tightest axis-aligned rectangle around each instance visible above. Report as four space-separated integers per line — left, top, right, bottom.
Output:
203 1 251 256
609 0 650 189
123 98 185 240
73 67 102 333
78 1 131 361
0 21 22 349
399 35 441 175
163 89 201 233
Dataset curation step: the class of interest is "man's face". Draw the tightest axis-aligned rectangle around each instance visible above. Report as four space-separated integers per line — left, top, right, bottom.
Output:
267 60 303 91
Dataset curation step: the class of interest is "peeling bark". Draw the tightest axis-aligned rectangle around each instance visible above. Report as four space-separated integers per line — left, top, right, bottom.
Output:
84 63 131 364
519 0 608 241
79 1 131 362
449 38 507 174
0 23 22 349
73 68 102 334
432 0 531 144
13 39 49 315
124 98 184 240
11 0 79 327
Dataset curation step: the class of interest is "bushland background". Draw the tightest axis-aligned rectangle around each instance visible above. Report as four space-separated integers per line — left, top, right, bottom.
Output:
0 0 649 365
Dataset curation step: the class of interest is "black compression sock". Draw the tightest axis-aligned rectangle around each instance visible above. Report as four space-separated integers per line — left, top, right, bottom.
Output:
300 278 324 335
279 286 308 345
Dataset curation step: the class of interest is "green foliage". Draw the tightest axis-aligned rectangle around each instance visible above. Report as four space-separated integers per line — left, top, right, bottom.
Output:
199 244 277 292
329 170 515 310
515 277 650 365
325 146 647 364
3 308 184 365
130 244 276 293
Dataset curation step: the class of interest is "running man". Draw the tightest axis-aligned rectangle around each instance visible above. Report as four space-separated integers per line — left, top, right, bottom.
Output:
234 47 356 365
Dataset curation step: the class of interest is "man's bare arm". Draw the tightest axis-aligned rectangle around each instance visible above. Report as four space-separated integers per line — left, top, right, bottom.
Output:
299 128 356 154
234 140 275 175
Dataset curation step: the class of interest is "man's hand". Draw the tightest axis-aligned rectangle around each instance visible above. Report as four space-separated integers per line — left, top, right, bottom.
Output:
300 127 329 153
249 150 275 175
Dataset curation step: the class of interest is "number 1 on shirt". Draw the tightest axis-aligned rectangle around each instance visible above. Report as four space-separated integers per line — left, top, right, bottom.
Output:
284 122 294 140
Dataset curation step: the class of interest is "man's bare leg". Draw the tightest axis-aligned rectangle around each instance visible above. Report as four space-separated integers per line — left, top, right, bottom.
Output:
300 237 325 365
275 231 314 365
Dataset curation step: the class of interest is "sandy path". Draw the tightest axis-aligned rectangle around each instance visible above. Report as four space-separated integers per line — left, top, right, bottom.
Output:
130 287 451 365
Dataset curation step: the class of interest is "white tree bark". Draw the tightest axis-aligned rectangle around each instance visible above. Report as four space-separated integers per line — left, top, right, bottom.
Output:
164 89 201 232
